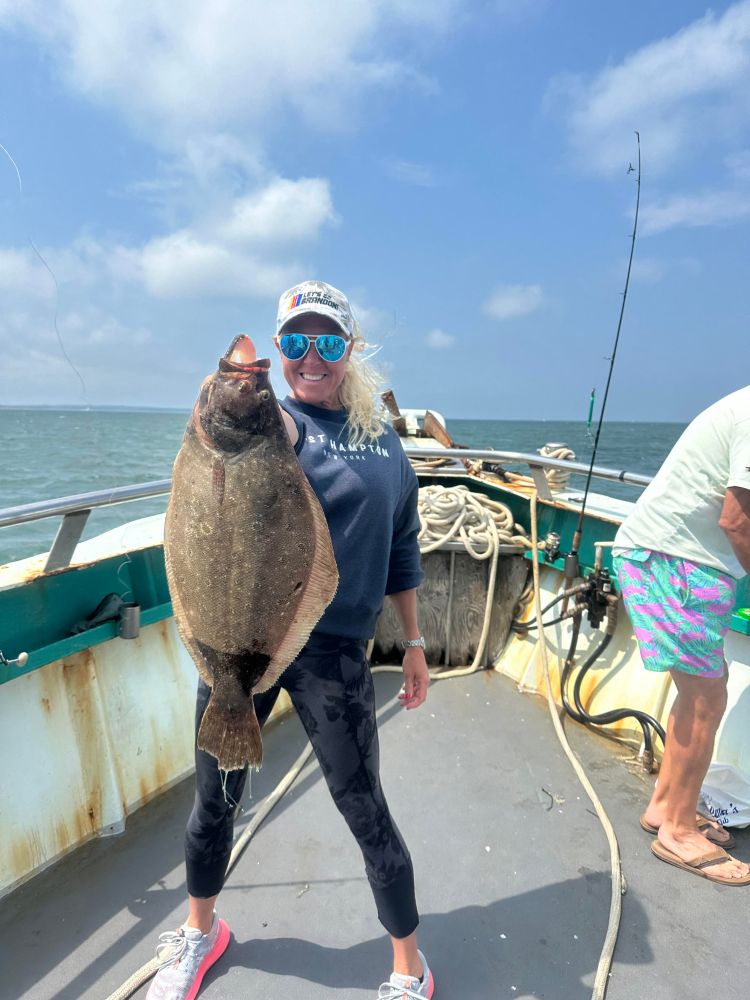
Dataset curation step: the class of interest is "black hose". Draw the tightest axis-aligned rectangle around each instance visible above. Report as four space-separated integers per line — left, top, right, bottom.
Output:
518 581 668 761
562 626 666 754
511 584 588 631
513 611 574 633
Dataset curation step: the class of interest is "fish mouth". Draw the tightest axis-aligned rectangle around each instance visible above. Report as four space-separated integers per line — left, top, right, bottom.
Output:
219 334 270 374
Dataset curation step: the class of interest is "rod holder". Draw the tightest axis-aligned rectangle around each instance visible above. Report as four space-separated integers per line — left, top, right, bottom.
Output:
118 603 141 640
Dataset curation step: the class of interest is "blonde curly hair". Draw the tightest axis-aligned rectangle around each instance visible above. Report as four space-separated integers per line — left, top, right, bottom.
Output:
338 324 388 448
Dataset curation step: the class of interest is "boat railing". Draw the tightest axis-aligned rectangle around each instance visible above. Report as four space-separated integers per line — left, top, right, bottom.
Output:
402 446 652 496
0 450 652 573
0 479 172 572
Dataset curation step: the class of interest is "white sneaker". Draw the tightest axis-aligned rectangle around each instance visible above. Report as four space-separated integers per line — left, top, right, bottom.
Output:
146 911 230 1000
378 950 435 999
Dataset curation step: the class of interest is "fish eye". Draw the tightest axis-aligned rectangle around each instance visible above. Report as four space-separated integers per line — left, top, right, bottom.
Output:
259 389 271 401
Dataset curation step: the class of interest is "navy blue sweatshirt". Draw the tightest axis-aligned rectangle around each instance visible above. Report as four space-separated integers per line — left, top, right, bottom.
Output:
280 396 423 640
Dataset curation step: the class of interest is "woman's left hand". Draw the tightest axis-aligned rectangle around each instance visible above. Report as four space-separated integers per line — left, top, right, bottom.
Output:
398 647 430 710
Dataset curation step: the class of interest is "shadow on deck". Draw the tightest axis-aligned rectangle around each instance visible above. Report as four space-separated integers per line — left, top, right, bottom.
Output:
2 668 749 999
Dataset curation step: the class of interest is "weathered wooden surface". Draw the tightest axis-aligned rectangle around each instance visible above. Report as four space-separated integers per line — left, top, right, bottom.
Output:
373 552 529 668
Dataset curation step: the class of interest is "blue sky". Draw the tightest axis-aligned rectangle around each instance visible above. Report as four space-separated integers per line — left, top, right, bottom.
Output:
0 1 748 419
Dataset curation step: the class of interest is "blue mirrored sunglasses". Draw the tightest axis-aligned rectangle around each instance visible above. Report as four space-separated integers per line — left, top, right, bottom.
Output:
278 332 348 363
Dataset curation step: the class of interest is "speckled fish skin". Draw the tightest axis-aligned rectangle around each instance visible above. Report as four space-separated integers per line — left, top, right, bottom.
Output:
164 334 338 771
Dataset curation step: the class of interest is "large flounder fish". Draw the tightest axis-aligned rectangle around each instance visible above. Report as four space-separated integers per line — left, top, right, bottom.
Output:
164 334 338 771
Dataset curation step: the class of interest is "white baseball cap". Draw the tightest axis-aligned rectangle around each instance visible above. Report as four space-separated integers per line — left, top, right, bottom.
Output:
276 280 355 339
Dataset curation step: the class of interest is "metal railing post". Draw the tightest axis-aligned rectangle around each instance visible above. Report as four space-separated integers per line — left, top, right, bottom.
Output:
44 510 92 572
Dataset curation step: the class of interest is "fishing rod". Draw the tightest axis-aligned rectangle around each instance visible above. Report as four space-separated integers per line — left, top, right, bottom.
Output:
0 140 87 400
563 131 641 593
547 133 665 765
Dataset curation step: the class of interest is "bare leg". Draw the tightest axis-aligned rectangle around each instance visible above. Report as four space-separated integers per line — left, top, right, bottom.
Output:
391 931 423 979
648 669 748 879
644 665 731 843
187 894 218 934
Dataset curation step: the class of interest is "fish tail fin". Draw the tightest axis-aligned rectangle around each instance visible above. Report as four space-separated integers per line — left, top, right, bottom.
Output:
197 687 263 772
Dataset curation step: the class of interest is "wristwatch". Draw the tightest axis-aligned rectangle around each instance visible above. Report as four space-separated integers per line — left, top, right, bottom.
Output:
401 636 425 649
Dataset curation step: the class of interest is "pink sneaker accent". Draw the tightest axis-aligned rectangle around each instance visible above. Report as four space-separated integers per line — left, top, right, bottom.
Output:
183 919 230 1000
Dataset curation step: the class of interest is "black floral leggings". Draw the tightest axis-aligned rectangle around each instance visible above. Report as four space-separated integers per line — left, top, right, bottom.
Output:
184 634 419 939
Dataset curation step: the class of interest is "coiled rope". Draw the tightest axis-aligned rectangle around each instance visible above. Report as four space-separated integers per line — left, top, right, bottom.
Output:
416 483 533 671
417 483 531 554
465 443 576 494
537 444 577 491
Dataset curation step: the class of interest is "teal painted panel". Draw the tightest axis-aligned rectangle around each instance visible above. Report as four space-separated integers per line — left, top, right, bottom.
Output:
3 477 748 685
0 600 175 684
0 546 172 686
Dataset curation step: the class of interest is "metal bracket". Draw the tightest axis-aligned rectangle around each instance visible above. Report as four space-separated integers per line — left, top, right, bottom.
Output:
529 464 553 501
44 509 91 572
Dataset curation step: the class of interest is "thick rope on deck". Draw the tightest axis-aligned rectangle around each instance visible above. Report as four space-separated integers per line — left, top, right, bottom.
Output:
529 493 623 1000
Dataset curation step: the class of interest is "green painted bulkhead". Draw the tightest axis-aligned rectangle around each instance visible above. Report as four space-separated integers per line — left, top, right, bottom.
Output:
0 545 173 686
1 472 747 688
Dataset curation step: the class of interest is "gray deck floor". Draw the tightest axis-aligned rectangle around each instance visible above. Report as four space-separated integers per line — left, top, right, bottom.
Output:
3 667 749 1000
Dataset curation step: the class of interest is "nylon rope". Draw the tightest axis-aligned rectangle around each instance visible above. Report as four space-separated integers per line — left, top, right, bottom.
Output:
529 492 623 999
458 444 576 493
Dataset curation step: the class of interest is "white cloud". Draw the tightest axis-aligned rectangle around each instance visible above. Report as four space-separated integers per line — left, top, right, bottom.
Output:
0 175 334 340
0 1 456 145
0 249 55 299
59 308 151 347
120 174 336 298
641 189 750 235
383 159 435 187
549 2 750 175
0 301 157 403
129 231 298 299
49 174 337 299
483 283 543 321
425 328 454 349
219 178 337 246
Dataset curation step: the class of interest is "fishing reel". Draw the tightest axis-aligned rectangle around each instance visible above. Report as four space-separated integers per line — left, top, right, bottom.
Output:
580 566 615 630
543 532 561 564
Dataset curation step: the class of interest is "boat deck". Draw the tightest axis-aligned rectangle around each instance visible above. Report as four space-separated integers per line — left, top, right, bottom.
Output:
3 667 749 1000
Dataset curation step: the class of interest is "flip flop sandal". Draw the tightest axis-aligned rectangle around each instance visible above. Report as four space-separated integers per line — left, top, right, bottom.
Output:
651 840 750 886
639 813 736 850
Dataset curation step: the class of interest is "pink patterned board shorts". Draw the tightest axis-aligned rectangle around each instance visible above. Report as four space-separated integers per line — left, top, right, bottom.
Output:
613 548 737 678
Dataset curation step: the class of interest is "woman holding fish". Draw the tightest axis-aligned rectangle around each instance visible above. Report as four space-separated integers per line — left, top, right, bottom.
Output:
155 281 435 1000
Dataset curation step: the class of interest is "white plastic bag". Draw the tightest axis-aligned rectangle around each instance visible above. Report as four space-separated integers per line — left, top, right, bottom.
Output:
699 763 750 829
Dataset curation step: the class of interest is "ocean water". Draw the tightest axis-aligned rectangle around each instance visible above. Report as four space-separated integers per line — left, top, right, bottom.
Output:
0 408 685 565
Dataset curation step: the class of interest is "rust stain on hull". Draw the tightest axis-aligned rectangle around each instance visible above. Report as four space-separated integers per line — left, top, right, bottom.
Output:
62 650 105 836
